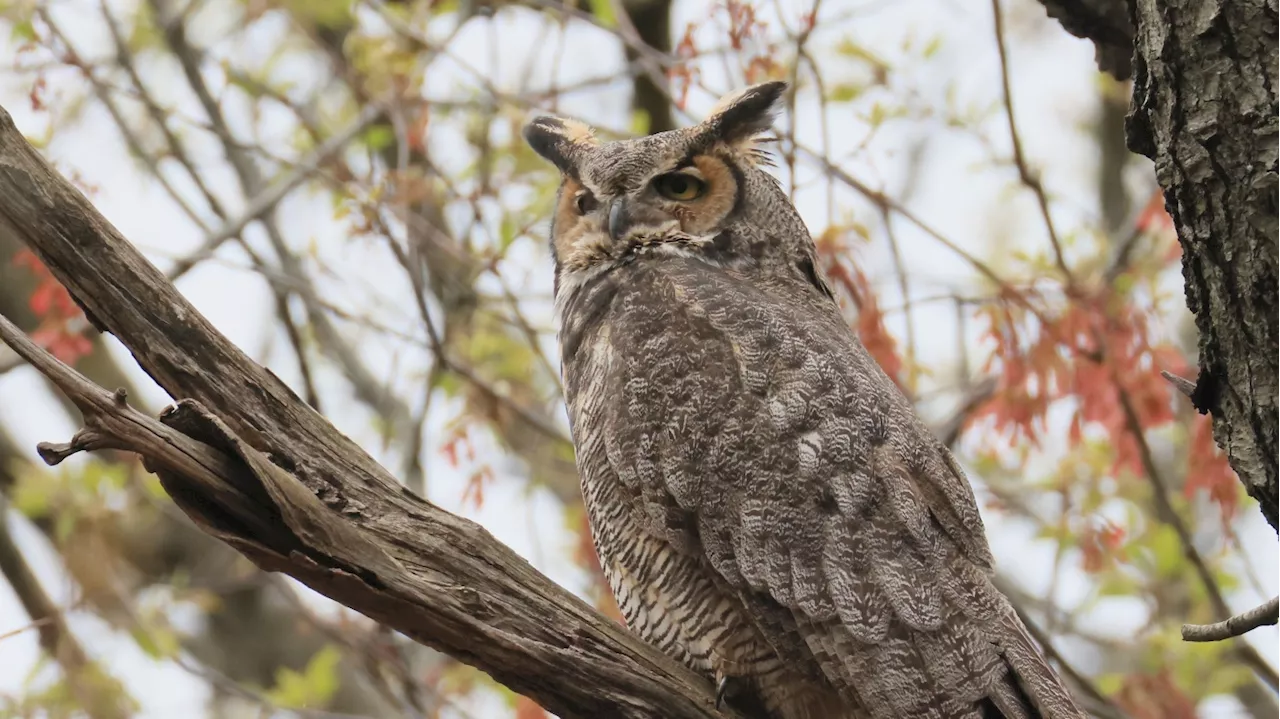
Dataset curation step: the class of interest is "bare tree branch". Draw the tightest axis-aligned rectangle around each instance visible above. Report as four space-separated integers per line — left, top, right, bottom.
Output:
1182 596 1279 643
991 0 1072 284
0 100 740 719
163 104 382 282
1115 386 1278 688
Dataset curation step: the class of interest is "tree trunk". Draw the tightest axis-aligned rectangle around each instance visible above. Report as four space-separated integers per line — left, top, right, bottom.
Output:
1125 0 1278 531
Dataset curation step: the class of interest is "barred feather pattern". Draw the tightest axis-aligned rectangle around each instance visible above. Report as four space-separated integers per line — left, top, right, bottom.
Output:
558 254 1087 719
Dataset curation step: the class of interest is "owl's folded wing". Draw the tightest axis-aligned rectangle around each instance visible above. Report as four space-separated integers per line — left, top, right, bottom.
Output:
600 265 1082 719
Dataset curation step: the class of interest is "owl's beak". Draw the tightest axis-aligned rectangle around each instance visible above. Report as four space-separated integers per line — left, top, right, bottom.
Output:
607 198 631 242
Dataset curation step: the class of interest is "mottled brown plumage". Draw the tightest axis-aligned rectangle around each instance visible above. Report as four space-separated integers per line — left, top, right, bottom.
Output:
525 82 1086 719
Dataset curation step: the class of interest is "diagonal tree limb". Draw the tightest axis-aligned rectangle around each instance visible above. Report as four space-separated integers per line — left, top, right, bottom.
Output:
0 101 739 719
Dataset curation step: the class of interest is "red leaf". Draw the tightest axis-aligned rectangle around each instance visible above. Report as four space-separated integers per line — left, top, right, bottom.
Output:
669 24 701 111
814 235 905 388
1079 519 1126 573
30 322 92 366
1115 670 1197 719
1134 189 1174 235
1184 415 1239 523
29 76 48 112
514 697 549 719
460 467 492 510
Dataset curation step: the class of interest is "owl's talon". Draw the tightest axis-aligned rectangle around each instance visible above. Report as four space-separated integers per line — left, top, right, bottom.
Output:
714 673 743 710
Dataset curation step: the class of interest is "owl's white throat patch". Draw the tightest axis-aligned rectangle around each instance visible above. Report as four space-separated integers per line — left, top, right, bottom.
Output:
625 231 719 259
553 231 725 330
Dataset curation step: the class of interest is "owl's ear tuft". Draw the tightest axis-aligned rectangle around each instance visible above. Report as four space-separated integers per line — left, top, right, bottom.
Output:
701 81 787 164
706 81 787 138
524 116 598 174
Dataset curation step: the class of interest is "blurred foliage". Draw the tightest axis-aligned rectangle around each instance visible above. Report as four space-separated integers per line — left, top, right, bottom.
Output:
0 0 1273 717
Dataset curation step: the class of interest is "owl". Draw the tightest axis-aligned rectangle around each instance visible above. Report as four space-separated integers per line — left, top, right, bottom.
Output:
525 82 1085 719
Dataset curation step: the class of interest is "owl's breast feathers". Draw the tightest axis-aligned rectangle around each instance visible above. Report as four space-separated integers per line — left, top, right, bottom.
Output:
559 255 1085 719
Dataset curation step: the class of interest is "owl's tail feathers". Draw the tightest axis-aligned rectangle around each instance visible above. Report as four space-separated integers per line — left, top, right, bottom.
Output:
984 611 1086 719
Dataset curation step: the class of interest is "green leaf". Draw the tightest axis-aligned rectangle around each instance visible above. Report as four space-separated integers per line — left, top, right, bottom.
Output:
829 83 865 103
78 461 129 494
922 35 944 59
301 645 342 702
498 215 519 253
281 0 353 29
1147 524 1184 579
362 125 395 152
629 109 650 136
54 512 76 544
130 626 180 660
10 19 36 43
867 102 887 127
587 0 616 28
11 475 52 519
1094 672 1124 696
266 645 342 709
1095 572 1138 597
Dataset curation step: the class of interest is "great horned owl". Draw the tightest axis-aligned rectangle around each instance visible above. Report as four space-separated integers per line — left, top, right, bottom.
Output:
525 82 1085 719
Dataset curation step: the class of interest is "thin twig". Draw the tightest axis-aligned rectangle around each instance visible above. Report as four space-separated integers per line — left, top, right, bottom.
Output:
38 9 212 232
150 0 425 455
1161 369 1197 400
990 0 1072 284
98 0 228 220
880 205 919 390
782 0 824 202
797 145 1025 299
374 213 571 447
164 104 382 282
1183 596 1279 643
1007 586 1131 719
0 614 56 643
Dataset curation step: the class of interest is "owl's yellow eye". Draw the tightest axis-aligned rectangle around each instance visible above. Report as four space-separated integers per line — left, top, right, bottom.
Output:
653 172 707 201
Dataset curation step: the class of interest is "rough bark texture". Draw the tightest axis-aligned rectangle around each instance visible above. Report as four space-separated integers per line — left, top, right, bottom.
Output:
0 103 741 719
1126 0 1279 531
1034 0 1135 79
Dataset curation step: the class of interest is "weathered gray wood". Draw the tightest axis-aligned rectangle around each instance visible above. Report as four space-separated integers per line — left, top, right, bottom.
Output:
0 102 737 719
1126 0 1278 531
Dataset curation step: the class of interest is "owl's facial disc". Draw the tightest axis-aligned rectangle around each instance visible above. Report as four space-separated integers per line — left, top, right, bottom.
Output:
547 153 742 271
602 156 740 243
526 80 789 273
